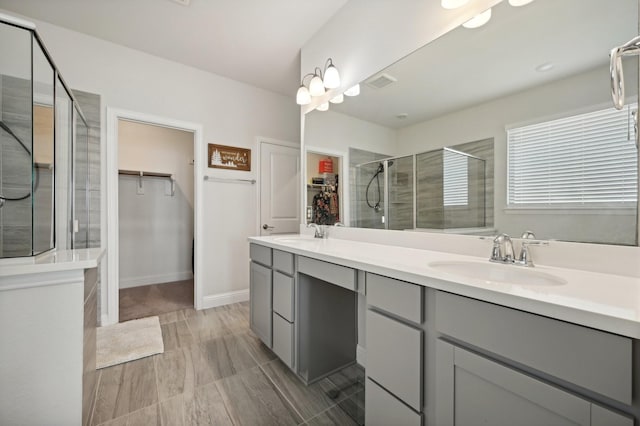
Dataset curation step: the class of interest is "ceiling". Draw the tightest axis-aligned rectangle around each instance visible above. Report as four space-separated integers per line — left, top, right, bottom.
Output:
0 0 348 96
331 0 638 128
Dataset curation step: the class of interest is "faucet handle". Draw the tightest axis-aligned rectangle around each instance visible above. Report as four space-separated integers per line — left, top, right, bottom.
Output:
521 230 536 239
517 239 548 267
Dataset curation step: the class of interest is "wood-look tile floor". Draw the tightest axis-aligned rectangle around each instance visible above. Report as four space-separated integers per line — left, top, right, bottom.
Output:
90 302 365 426
119 280 195 322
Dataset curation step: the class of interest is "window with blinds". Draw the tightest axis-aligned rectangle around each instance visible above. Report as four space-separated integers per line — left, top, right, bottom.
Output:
507 104 638 207
443 149 469 206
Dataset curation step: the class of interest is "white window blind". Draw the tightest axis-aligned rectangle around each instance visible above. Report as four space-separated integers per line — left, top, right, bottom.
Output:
443 149 468 206
507 105 638 206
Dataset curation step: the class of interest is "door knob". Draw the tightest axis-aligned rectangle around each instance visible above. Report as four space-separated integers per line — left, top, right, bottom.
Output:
263 224 275 230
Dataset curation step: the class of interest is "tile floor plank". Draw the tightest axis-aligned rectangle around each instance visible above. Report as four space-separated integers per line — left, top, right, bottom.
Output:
92 357 158 425
160 320 195 351
183 382 234 425
216 366 302 426
260 359 343 421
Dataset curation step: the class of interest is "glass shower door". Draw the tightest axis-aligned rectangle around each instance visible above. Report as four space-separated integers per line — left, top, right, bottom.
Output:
73 107 89 248
387 155 414 230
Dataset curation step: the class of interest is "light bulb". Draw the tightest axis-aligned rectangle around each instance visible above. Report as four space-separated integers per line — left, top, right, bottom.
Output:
463 8 492 28
296 86 311 105
508 0 534 6
344 84 360 97
330 94 344 104
309 75 325 97
323 64 340 89
317 102 329 112
441 0 469 9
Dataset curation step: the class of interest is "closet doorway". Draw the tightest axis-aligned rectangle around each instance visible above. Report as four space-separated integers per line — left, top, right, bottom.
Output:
117 120 195 321
305 148 345 225
106 108 203 326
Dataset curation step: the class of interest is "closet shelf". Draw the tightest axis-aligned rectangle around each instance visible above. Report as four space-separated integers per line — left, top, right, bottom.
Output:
118 169 175 196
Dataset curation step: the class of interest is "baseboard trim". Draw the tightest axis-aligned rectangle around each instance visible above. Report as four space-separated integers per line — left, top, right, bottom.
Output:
201 289 249 310
357 344 366 367
119 271 193 289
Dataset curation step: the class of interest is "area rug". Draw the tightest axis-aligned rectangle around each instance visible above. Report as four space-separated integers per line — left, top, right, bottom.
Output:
96 316 164 369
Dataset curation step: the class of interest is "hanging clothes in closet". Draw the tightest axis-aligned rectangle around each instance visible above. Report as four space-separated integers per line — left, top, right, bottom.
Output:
312 187 339 225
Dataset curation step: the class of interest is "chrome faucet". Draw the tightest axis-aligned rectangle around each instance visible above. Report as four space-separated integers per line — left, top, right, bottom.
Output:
307 223 326 238
490 233 515 264
490 231 547 267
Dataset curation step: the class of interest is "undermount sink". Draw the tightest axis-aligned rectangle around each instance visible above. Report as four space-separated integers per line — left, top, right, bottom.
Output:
428 261 566 287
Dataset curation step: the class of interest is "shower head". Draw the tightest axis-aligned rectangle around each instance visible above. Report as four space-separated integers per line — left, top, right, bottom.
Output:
375 160 394 174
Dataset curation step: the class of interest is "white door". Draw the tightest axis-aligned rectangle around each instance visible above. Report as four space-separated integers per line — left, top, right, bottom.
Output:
260 142 300 235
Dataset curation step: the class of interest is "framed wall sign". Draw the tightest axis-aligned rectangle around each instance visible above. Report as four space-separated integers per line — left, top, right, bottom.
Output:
207 143 251 171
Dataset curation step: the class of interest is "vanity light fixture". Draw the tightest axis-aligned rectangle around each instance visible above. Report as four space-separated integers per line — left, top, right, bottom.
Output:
330 93 344 104
441 0 469 9
296 58 341 105
508 0 534 6
463 8 492 28
344 84 360 97
317 102 329 112
535 62 554 72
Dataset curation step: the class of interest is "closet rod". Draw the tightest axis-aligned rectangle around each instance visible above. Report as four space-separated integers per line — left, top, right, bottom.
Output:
118 169 173 179
118 169 175 196
204 175 256 185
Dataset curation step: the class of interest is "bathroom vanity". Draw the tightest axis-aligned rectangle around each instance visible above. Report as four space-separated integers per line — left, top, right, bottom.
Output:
248 236 639 426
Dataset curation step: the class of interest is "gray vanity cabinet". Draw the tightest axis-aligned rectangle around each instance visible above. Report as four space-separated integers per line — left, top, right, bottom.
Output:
365 273 425 424
271 250 296 368
249 244 273 347
435 340 632 426
434 291 634 426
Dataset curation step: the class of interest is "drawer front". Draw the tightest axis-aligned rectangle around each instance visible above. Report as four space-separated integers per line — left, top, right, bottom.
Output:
367 273 423 324
273 249 294 275
273 271 294 322
250 243 272 267
366 309 423 411
436 291 632 405
272 313 294 368
298 256 356 291
366 378 422 426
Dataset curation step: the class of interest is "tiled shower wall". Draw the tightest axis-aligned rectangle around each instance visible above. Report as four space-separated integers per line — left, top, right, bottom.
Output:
0 75 33 257
73 90 101 248
0 79 101 257
349 139 494 231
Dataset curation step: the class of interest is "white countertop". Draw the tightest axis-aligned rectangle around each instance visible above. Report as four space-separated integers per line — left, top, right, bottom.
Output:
249 235 640 339
0 248 104 278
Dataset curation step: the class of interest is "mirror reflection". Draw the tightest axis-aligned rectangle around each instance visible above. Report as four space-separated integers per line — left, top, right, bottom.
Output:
304 0 639 245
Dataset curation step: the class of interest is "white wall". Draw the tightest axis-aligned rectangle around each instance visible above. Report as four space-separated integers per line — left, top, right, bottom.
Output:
118 121 195 288
305 109 396 156
300 0 500 111
396 65 638 245
1 11 300 315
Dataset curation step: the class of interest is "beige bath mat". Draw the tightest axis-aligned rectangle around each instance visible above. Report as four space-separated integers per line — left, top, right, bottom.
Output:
96 316 164 369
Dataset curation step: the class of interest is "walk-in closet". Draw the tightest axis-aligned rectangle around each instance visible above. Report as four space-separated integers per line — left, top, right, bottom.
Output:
117 119 195 321
306 152 342 225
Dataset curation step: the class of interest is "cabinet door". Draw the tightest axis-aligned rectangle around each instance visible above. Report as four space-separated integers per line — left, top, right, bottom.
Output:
250 261 272 347
436 340 591 426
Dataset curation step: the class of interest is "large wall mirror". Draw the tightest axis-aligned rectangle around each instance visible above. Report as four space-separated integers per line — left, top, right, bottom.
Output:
303 0 639 245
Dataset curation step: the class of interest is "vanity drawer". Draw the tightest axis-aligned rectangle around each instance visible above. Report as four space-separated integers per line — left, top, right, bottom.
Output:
366 378 422 426
272 313 294 369
367 273 423 324
298 256 356 291
250 243 272 267
435 291 632 405
366 309 423 412
273 271 294 322
273 249 294 275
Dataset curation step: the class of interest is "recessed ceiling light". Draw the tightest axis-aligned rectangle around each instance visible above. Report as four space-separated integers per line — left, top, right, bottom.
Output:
170 0 191 6
463 8 492 29
535 62 554 72
396 113 409 120
441 0 469 9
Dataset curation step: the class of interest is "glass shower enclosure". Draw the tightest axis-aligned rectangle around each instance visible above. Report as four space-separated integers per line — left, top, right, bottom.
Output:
354 148 486 231
0 18 91 257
